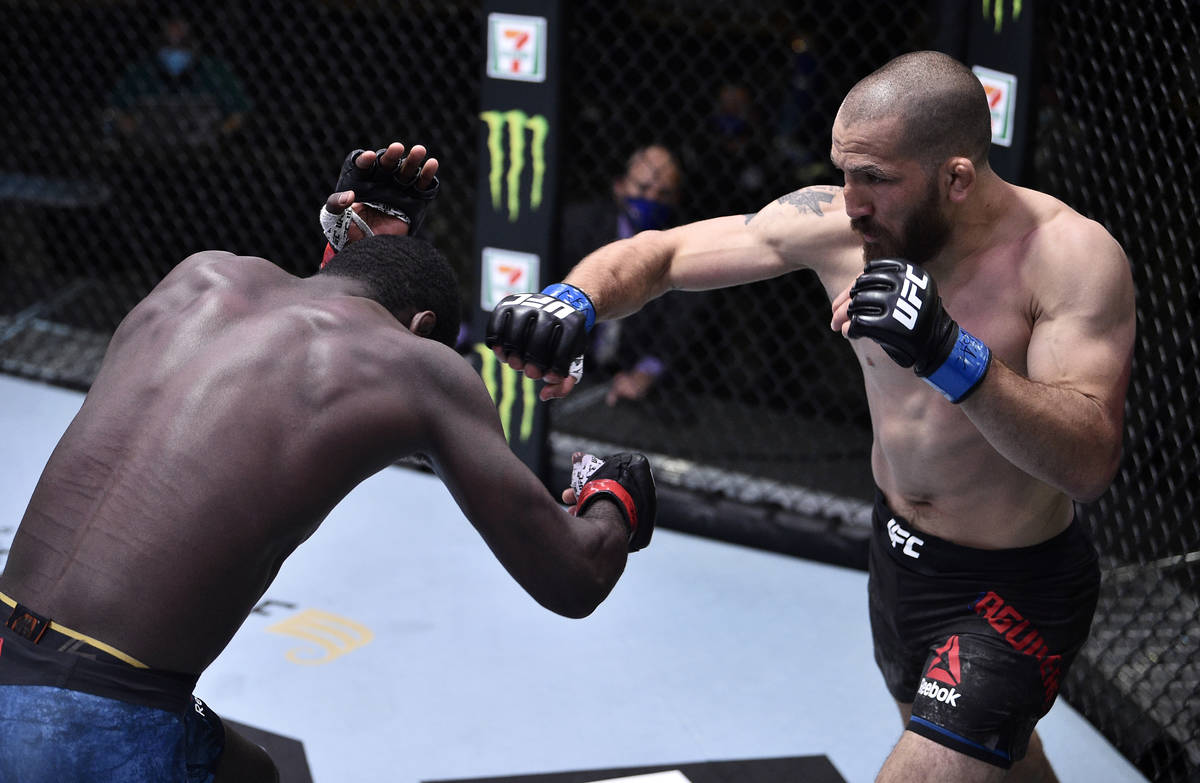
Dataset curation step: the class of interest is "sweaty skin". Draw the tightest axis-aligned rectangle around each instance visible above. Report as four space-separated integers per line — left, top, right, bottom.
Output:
523 113 1135 552
0 252 629 675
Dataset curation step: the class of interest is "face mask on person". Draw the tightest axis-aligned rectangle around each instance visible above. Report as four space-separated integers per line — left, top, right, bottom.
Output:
621 196 676 233
158 47 194 76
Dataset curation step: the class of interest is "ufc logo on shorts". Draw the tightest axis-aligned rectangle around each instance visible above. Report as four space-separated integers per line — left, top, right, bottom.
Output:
504 293 577 320
891 264 929 330
886 517 924 558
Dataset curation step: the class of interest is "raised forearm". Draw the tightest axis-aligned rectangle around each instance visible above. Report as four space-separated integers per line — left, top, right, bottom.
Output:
961 358 1124 502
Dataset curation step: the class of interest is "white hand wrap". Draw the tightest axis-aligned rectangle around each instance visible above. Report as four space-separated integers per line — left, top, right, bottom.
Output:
319 204 373 253
320 202 415 254
568 354 584 383
570 453 606 496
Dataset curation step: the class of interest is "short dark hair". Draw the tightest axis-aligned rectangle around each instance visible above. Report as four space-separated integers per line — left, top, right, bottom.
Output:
320 234 462 347
841 51 993 169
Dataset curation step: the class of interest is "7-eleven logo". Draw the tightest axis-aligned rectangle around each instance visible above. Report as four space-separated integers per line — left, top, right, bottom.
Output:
486 13 547 83
926 635 962 685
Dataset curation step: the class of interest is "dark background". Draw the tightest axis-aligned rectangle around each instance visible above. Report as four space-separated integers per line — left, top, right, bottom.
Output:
1 1 1195 780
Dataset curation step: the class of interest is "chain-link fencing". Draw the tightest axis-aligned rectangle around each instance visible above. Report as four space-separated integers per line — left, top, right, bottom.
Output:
0 1 1195 779
1034 3 1199 779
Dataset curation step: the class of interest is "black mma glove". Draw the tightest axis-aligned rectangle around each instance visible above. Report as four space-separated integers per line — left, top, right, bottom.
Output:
320 148 440 252
486 283 595 379
847 258 991 403
571 452 656 552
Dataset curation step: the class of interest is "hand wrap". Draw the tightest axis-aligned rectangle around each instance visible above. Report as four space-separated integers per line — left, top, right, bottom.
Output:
320 147 441 254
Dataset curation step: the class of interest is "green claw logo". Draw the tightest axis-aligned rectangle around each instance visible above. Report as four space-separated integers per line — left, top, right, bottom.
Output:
475 344 537 444
480 109 549 222
982 0 1022 32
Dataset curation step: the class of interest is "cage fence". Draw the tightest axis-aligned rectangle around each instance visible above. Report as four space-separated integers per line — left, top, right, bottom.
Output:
0 1 1195 780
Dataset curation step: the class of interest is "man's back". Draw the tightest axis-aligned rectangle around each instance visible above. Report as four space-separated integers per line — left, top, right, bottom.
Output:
0 251 431 673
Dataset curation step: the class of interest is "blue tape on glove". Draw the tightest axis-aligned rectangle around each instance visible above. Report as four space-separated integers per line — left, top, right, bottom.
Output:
541 283 597 331
923 328 991 403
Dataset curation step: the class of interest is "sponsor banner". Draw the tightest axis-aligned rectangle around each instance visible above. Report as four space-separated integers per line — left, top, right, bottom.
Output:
474 345 538 446
479 109 549 222
486 13 548 82
481 247 539 310
981 0 1023 33
973 65 1018 147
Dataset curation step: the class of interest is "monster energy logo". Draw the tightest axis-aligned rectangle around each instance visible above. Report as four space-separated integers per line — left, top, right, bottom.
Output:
475 344 536 444
480 109 548 222
982 0 1021 32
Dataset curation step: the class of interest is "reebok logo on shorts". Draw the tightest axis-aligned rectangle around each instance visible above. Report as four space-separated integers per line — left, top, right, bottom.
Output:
918 635 962 707
886 517 924 558
926 635 962 685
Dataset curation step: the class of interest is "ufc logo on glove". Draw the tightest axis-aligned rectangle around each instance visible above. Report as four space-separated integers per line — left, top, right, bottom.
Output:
892 264 929 330
501 293 579 320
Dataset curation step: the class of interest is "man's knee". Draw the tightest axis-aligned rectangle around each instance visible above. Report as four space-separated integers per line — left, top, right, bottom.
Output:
878 729 1006 783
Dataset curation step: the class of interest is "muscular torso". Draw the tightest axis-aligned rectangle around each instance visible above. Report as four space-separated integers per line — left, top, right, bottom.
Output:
0 252 437 673
785 189 1081 548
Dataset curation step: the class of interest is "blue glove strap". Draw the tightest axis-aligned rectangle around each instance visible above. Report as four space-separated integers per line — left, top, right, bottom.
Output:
541 283 597 332
923 328 991 403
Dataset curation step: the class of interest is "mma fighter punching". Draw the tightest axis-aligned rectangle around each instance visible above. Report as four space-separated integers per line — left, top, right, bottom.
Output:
0 142 655 781
488 51 1135 782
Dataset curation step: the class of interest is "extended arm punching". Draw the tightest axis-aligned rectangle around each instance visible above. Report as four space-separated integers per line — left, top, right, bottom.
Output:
487 189 853 399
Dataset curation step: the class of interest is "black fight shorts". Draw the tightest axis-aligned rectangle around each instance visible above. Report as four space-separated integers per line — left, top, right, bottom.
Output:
867 489 1100 768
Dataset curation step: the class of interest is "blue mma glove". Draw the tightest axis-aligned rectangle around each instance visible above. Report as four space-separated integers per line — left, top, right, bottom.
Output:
847 258 991 402
486 283 595 378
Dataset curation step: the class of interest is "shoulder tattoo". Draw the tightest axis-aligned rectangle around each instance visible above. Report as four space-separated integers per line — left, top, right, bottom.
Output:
776 186 838 217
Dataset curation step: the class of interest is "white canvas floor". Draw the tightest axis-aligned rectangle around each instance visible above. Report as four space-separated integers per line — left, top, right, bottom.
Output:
0 374 1148 783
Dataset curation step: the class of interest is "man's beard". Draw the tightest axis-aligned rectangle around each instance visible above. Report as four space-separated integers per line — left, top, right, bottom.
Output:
853 182 951 265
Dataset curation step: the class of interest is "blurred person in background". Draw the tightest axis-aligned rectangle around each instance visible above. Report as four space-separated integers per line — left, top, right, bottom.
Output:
557 144 700 405
104 14 251 147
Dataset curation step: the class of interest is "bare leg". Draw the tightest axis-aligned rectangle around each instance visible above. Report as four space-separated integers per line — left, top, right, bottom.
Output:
885 702 1060 782
878 729 1007 783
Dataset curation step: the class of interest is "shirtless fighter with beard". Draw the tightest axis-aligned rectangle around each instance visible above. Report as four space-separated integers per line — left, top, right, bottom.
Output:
487 51 1136 782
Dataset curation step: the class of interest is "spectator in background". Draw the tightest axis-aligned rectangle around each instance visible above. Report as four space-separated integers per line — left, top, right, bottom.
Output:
104 15 251 147
772 27 834 187
683 83 772 210
557 145 694 405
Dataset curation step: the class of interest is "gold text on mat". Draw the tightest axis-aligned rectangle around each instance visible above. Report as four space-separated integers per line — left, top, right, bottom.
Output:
266 609 374 665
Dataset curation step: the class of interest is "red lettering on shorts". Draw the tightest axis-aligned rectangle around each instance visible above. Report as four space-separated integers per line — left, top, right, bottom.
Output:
971 591 1062 705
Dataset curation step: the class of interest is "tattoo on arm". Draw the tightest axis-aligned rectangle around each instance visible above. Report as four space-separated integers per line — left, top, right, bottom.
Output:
777 186 837 217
